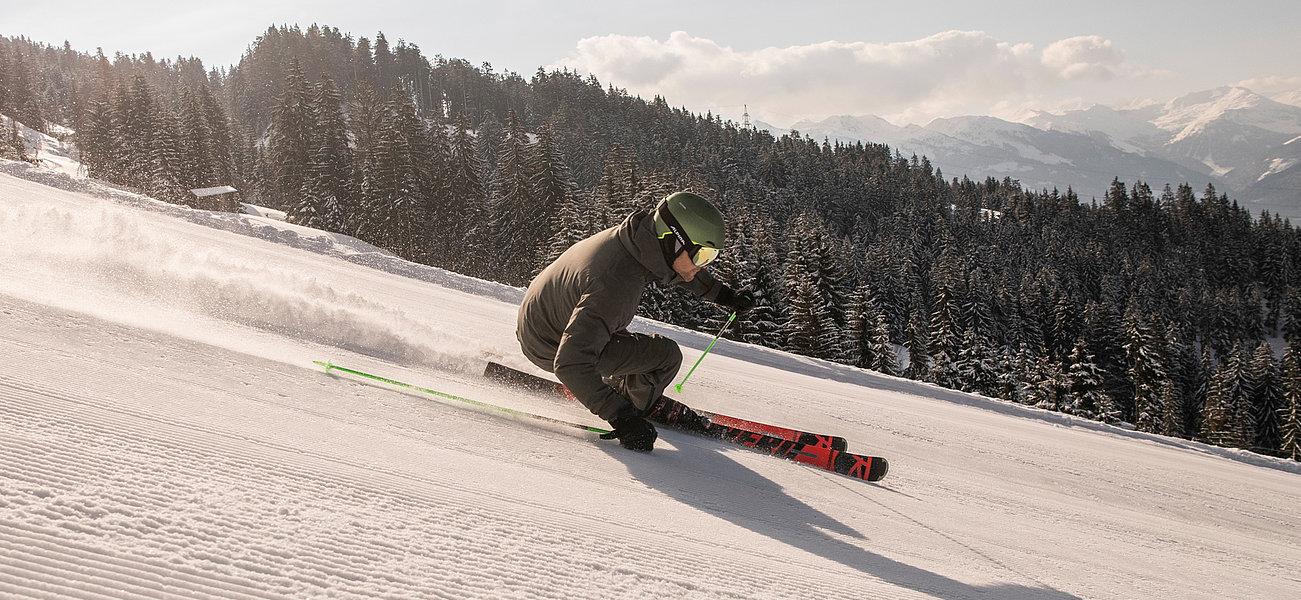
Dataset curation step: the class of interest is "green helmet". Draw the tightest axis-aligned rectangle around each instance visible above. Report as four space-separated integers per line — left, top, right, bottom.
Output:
653 192 725 266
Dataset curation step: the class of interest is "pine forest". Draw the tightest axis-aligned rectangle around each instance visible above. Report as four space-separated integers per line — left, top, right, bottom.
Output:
1 26 1299 461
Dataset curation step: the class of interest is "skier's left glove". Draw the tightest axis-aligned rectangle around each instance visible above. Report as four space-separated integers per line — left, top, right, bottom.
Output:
715 286 755 314
600 415 657 452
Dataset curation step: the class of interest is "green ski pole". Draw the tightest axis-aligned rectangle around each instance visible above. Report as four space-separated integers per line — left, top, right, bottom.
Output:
313 360 611 435
674 312 737 393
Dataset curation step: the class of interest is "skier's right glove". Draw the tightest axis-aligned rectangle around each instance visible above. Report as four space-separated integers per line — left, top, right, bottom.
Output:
600 415 658 452
715 286 756 315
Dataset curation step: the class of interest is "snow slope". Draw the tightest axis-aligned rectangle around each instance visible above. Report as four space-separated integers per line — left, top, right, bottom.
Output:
1 168 1299 599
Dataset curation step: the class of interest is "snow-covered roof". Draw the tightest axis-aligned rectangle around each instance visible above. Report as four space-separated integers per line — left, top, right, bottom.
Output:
190 185 238 197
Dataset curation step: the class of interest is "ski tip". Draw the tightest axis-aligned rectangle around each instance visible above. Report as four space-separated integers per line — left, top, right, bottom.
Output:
869 457 890 482
831 436 848 452
673 383 683 394
313 360 334 371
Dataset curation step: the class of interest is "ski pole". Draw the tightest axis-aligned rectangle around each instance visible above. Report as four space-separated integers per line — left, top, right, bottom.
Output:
674 312 736 393
313 360 611 435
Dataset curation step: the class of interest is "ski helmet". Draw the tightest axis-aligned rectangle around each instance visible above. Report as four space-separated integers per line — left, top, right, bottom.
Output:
653 192 725 267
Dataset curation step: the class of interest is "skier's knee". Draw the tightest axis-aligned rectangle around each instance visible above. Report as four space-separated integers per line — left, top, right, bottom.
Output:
659 337 683 369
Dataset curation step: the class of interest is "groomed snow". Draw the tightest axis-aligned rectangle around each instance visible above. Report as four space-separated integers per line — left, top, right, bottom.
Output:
1 167 1299 599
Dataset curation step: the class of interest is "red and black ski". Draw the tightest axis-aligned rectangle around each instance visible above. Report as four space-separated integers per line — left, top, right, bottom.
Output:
704 420 889 483
482 362 888 482
483 361 847 450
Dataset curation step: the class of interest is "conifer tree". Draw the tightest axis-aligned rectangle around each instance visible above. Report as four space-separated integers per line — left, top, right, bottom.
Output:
447 113 489 274
782 216 837 359
198 85 236 187
1279 343 1301 460
928 286 962 386
294 76 352 232
1064 337 1109 418
954 327 998 395
267 59 312 210
905 307 931 380
491 110 540 284
1203 347 1250 448
1246 342 1283 453
729 225 784 347
116 76 155 189
146 106 190 203
180 88 214 188
531 121 577 275
360 100 420 256
79 92 115 176
848 286 897 375
1122 308 1166 432
1283 288 1301 344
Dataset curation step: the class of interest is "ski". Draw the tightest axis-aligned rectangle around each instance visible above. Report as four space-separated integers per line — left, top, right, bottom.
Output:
644 394 890 482
483 361 850 453
318 360 887 481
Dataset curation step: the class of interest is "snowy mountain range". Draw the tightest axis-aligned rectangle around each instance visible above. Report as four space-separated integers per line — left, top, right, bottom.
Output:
758 87 1301 221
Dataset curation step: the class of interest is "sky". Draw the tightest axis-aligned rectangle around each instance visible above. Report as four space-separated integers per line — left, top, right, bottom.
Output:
4 0 1299 126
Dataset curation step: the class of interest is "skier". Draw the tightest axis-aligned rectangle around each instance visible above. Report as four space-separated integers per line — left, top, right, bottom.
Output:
516 191 753 452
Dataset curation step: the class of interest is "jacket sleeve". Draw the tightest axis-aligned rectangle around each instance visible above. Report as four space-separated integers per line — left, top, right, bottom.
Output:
676 269 728 303
552 292 638 422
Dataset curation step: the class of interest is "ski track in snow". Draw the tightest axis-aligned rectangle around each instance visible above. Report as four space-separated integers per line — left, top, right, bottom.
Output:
1 170 1300 599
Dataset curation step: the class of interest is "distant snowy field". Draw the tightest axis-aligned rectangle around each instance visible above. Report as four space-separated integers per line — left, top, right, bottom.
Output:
1 166 1298 599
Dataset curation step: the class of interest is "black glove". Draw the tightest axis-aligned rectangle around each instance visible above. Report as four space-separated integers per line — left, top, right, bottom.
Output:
715 286 756 314
600 415 658 452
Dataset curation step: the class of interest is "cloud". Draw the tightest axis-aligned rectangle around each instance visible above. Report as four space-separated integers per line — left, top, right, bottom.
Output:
1040 36 1123 80
552 30 1152 126
1234 75 1301 107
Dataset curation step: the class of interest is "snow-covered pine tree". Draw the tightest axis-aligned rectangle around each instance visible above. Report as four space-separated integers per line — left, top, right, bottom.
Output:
1122 307 1167 433
3 116 25 161
1160 379 1183 437
79 92 115 176
996 343 1031 404
1051 294 1079 360
1279 343 1301 460
1283 288 1301 344
847 286 897 375
4 48 44 133
267 59 312 211
531 121 577 276
360 100 420 256
347 82 384 199
146 106 190 203
781 215 838 359
390 97 435 261
1022 354 1064 410
179 88 213 188
927 286 962 387
729 223 784 347
1064 336 1109 418
447 113 488 275
419 108 453 258
116 76 154 190
475 109 504 191
197 85 236 188
954 327 997 396
294 76 352 232
490 110 541 285
1202 346 1252 448
1246 342 1283 454
905 306 931 380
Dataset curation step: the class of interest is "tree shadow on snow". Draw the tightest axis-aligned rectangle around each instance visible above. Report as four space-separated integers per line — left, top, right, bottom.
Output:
600 434 1081 600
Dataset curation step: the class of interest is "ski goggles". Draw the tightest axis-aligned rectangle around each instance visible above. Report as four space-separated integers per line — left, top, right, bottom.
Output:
657 205 721 267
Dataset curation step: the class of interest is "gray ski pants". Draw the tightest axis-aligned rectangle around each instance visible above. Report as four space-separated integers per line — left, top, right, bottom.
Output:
529 330 683 413
599 331 683 412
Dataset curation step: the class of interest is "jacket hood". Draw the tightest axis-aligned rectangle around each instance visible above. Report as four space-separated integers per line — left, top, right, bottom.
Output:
616 210 680 285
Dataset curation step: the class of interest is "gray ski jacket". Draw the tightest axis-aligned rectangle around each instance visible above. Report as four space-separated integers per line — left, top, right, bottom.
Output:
516 209 725 421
